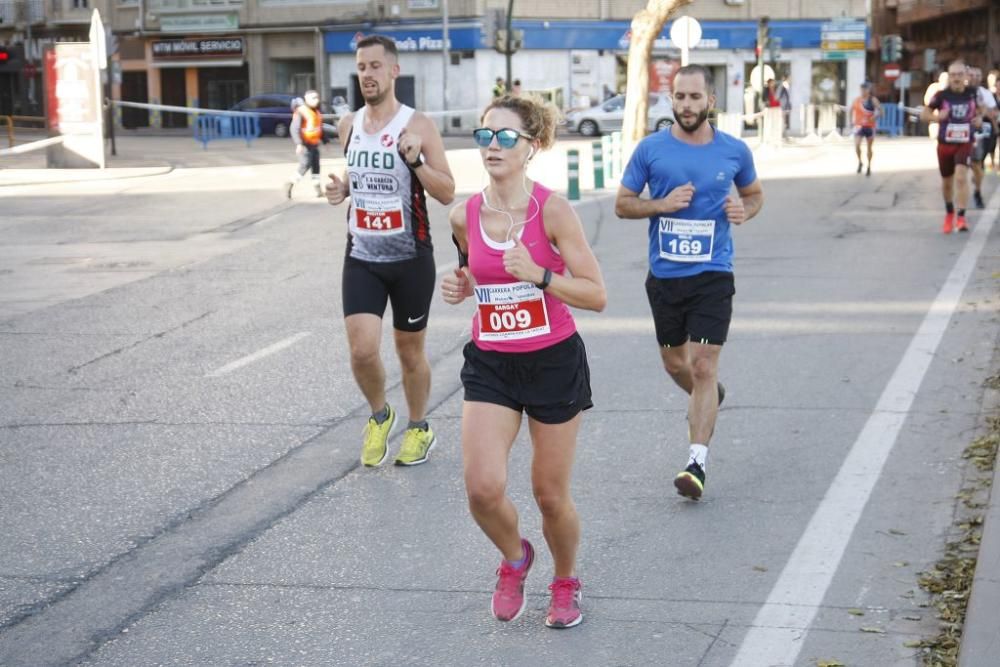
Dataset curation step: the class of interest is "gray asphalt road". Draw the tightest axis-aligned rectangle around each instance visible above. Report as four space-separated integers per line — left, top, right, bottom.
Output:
0 138 997 666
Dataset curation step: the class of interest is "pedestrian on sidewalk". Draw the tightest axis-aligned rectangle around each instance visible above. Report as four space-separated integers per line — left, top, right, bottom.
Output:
284 90 325 199
440 94 606 628
325 34 455 467
614 64 764 501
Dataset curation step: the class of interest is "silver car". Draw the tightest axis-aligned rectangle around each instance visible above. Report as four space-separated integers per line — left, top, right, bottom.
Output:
565 93 675 136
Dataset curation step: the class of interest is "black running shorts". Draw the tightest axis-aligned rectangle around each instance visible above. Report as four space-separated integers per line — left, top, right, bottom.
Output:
342 253 436 332
460 332 593 424
645 270 735 347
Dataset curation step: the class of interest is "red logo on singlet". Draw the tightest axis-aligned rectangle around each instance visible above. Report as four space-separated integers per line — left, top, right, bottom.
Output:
381 134 394 148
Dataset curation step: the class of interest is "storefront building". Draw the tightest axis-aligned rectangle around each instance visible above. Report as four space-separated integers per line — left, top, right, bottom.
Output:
324 16 867 135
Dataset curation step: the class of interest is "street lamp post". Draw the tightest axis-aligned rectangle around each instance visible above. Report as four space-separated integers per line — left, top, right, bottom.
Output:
442 0 449 130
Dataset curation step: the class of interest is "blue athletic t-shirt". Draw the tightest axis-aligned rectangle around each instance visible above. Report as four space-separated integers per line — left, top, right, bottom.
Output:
621 128 757 279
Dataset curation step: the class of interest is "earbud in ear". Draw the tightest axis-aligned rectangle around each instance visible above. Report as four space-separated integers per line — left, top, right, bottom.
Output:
527 146 535 161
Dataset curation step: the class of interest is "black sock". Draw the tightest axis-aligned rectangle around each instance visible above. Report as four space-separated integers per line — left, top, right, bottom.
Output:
958 209 966 217
975 190 982 197
372 405 390 425
946 202 955 214
408 419 428 431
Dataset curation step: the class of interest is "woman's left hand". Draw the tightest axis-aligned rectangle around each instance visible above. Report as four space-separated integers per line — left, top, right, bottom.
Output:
503 236 544 284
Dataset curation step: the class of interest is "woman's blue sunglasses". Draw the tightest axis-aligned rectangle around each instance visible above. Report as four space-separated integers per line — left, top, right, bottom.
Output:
472 127 533 149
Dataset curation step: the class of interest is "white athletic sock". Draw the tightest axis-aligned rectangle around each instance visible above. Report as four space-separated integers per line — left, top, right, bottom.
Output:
689 444 708 470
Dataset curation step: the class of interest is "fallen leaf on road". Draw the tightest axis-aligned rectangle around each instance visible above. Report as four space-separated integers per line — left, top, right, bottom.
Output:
752 565 768 572
847 608 865 616
888 528 906 536
816 660 845 667
859 626 886 634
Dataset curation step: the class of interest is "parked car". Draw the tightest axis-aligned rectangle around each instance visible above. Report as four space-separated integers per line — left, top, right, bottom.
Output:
230 93 348 139
230 93 295 137
565 93 675 136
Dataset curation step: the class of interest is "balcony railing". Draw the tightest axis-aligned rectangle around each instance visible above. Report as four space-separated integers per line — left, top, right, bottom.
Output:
147 0 242 11
0 0 46 26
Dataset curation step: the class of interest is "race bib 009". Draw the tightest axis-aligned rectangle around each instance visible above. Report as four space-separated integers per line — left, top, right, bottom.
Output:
475 282 551 341
658 217 715 263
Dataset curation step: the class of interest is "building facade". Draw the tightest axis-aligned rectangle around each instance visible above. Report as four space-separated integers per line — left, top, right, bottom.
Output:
1 0 868 132
869 0 1000 108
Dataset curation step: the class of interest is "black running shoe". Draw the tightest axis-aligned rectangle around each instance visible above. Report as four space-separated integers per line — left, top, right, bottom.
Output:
674 461 706 500
866 165 871 177
857 162 863 174
974 192 985 209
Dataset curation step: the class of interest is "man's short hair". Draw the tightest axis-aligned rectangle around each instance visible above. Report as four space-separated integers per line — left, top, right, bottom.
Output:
675 64 715 94
356 34 398 59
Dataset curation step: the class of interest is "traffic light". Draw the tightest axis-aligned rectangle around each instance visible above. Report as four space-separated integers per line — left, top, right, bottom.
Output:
882 35 903 63
756 17 769 60
768 36 782 62
494 28 523 55
0 48 10 64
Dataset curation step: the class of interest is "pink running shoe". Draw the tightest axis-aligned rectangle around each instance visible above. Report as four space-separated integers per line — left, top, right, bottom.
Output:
545 577 583 628
942 212 955 234
491 539 534 622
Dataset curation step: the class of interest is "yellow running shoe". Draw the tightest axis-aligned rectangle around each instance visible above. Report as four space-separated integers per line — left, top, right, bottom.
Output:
394 425 437 466
361 404 396 467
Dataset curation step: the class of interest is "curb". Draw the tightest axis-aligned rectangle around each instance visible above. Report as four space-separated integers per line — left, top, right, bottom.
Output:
958 381 1000 666
0 165 174 187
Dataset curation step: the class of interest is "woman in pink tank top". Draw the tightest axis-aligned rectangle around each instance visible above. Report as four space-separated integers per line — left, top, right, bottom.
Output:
441 95 606 629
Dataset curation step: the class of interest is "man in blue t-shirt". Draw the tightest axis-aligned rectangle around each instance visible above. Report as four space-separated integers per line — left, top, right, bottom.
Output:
615 64 764 501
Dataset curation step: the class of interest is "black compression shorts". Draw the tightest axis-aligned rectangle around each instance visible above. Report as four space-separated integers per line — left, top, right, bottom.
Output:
342 253 436 332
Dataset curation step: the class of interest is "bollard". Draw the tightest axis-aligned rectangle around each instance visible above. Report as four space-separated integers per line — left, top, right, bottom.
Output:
592 140 604 190
150 97 162 130
611 131 622 179
601 135 612 182
567 149 580 201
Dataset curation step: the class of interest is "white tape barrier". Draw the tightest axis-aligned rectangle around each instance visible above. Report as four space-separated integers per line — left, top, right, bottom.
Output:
111 99 479 121
0 135 64 157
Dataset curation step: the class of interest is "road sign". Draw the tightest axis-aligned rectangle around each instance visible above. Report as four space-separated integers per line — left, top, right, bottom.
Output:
670 16 701 49
749 64 776 93
670 16 701 66
884 65 901 80
821 18 865 60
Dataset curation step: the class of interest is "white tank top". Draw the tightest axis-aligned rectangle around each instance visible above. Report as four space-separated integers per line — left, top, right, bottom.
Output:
345 104 432 262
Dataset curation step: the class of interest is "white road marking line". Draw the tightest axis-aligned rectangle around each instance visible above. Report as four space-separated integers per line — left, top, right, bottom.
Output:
206 332 312 378
730 195 998 667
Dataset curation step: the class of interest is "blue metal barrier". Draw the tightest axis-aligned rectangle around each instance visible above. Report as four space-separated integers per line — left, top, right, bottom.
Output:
193 113 262 149
876 103 903 137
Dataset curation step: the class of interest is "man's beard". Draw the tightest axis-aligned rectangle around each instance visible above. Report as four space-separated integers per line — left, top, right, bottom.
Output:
362 83 388 105
677 108 710 133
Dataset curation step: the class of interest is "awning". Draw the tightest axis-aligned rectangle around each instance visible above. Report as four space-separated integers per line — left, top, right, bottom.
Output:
151 59 245 68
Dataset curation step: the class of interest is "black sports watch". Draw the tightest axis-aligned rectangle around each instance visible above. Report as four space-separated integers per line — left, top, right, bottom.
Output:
406 154 424 169
535 268 553 291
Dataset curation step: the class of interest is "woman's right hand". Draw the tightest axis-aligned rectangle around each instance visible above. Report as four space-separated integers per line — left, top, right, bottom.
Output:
441 267 472 304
